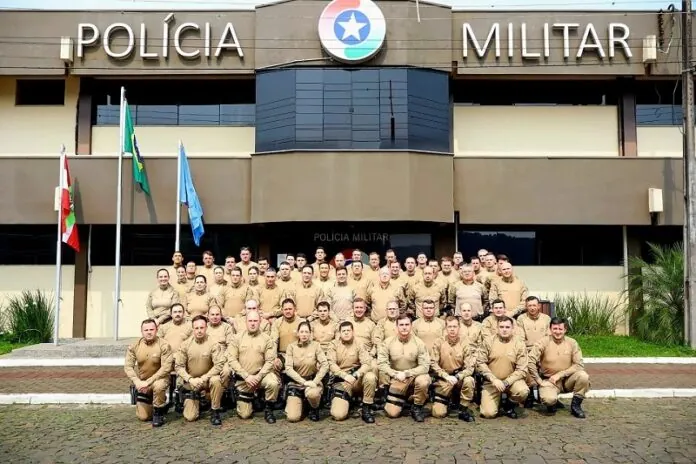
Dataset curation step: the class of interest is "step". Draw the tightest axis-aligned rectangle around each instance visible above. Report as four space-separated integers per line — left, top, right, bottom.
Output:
4 338 137 359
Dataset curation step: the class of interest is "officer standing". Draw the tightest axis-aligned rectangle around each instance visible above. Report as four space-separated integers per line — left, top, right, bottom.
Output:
476 316 529 419
175 315 225 426
145 269 181 325
270 298 305 372
226 310 280 423
458 303 483 350
429 315 476 422
157 303 192 352
327 321 377 423
124 318 173 427
412 299 445 352
310 301 339 351
377 314 431 422
284 321 329 422
528 317 590 418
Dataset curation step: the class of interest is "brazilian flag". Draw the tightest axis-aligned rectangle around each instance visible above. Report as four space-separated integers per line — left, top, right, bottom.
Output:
122 100 151 195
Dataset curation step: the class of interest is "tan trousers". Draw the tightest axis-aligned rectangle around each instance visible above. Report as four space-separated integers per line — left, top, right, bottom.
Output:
285 381 323 423
330 372 378 421
384 375 431 418
480 380 529 418
235 373 281 419
539 371 591 406
135 378 169 421
431 376 475 418
182 376 224 422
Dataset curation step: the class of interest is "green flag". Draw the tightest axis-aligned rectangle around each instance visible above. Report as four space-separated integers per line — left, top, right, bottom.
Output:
122 100 151 195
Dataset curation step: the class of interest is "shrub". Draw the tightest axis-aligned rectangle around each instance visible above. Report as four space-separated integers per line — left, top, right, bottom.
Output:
6 290 55 344
626 242 684 346
553 293 621 336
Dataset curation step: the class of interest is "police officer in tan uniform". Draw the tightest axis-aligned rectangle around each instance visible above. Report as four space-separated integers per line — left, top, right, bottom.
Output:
146 269 181 325
378 314 431 422
310 301 339 351
184 275 216 318
412 299 445 352
172 267 192 305
199 250 216 284
324 267 356 321
327 321 377 423
406 266 447 318
226 310 280 423
124 318 173 427
489 262 529 315
482 299 521 339
430 315 476 422
206 305 235 350
271 298 305 372
476 316 529 419
528 317 590 418
448 265 486 319
347 261 372 300
158 303 192 352
221 267 257 319
237 246 258 278
283 265 324 319
458 303 483 350
517 296 551 408
257 267 285 319
168 250 185 280
175 315 225 426
366 269 406 322
284 321 329 422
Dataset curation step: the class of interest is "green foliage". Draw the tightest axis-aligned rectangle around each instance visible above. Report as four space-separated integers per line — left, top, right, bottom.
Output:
553 293 621 336
574 335 696 357
626 242 684 346
5 290 55 344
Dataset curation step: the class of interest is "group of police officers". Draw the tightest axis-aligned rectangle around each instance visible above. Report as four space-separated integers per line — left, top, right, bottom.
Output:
125 247 590 427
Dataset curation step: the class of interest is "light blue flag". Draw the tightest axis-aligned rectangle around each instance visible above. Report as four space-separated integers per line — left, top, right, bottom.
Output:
178 142 205 246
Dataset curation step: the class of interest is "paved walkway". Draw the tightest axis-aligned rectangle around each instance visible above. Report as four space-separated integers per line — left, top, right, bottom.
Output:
0 399 694 463
1 364 695 394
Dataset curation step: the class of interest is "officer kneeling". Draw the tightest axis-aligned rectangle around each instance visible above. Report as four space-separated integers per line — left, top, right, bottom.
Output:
327 321 377 423
430 316 477 422
377 313 431 422
124 318 173 427
175 315 225 426
476 316 529 419
528 317 590 418
226 309 280 423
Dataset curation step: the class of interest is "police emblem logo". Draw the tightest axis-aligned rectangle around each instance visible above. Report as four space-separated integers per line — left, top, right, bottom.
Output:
318 0 386 64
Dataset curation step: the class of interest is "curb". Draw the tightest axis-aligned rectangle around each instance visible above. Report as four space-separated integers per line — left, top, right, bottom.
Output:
2 357 696 368
1 389 696 405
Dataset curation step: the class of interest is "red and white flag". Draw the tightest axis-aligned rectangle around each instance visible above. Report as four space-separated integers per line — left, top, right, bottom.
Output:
61 156 80 252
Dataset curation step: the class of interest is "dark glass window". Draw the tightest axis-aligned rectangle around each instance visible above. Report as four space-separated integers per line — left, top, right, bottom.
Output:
458 226 622 266
15 79 65 106
89 225 258 266
91 79 255 126
0 225 76 265
255 68 450 152
634 80 692 126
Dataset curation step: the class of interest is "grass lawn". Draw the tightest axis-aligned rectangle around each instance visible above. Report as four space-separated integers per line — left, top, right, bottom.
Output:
575 335 696 357
0 334 29 356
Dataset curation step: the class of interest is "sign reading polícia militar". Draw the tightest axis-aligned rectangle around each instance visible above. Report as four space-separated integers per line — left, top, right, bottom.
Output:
318 0 386 64
71 12 254 73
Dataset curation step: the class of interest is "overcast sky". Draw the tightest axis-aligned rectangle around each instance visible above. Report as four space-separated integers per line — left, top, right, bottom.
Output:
0 0 678 11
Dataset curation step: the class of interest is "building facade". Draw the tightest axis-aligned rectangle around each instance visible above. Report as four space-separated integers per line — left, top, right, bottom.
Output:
0 1 691 338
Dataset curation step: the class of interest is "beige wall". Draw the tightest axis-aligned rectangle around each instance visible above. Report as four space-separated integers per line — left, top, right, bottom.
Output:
0 77 79 155
637 126 683 158
0 266 75 339
91 126 255 156
453 106 619 157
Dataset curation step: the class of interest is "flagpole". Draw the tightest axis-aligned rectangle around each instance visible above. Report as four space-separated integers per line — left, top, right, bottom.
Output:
54 145 66 346
175 140 182 251
114 86 125 341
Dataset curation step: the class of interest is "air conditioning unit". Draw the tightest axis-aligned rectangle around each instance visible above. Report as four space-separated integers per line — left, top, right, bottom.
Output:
60 36 74 63
643 35 657 63
648 188 663 213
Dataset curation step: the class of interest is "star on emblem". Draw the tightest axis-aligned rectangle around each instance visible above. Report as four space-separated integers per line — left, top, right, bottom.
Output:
338 12 367 41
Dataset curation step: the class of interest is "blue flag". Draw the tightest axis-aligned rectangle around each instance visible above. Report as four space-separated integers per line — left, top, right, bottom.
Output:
178 142 205 246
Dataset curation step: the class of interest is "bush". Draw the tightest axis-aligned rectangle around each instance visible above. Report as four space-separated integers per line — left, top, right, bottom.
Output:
626 242 684 346
6 290 55 344
553 293 621 336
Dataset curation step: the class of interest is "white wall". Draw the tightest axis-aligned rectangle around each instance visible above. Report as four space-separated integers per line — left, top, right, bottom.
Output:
91 126 255 157
0 265 75 338
453 106 620 157
637 126 683 157
0 77 79 155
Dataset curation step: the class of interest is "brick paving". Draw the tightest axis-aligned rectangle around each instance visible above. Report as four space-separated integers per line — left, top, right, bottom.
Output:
1 364 694 394
0 399 694 463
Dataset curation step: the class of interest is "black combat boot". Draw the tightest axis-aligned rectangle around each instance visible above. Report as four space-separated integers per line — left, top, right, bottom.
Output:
361 403 375 423
524 387 537 409
458 406 475 422
373 387 386 410
308 407 321 422
503 399 518 419
264 401 276 424
411 404 425 422
570 395 586 419
210 409 222 426
152 407 165 427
